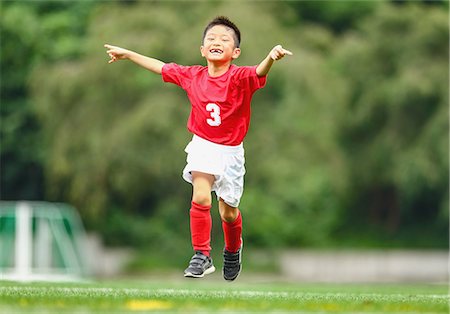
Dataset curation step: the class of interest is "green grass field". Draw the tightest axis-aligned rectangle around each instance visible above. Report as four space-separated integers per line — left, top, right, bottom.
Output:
0 275 448 313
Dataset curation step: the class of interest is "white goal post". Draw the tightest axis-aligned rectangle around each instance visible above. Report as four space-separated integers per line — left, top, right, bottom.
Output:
0 201 90 282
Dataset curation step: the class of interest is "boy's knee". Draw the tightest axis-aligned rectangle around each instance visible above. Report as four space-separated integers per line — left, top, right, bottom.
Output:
220 208 238 223
192 191 212 207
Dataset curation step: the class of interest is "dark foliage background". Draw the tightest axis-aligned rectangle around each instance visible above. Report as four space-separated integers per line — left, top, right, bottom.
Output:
1 1 448 256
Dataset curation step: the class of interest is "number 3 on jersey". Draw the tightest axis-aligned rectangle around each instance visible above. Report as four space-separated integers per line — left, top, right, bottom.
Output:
206 103 221 126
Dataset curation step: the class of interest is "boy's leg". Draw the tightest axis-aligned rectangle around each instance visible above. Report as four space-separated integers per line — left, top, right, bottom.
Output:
184 171 216 278
219 200 242 252
190 171 215 256
219 199 243 281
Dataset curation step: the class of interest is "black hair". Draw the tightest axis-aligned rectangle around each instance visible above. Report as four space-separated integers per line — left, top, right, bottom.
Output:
203 16 241 48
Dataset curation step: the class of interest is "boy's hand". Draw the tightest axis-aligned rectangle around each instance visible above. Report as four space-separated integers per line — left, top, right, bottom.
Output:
269 45 293 61
256 44 293 76
104 44 130 63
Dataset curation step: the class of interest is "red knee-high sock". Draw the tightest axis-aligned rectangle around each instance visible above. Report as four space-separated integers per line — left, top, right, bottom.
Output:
222 210 242 253
190 201 212 257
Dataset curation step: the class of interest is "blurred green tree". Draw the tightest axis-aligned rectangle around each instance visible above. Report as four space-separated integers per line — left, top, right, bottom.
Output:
3 0 447 251
284 1 378 33
1 1 95 200
332 4 448 245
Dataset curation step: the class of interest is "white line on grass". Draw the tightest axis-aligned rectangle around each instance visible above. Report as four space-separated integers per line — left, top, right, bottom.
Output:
0 286 448 304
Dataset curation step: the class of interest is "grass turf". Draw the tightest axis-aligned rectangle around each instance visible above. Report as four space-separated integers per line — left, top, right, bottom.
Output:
0 276 448 313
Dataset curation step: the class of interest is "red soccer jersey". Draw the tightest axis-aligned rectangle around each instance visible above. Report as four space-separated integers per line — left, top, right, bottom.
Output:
161 63 267 145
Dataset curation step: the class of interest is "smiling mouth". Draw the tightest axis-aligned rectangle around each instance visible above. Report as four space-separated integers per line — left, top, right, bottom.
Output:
210 49 223 54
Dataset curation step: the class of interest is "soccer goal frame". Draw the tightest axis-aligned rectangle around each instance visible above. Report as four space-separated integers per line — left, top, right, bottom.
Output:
0 201 90 282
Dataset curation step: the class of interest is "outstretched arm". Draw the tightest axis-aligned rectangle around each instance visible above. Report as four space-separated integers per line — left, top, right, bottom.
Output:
256 45 292 77
104 44 165 75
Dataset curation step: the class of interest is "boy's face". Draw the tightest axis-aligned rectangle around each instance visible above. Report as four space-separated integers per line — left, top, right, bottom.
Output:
200 25 241 63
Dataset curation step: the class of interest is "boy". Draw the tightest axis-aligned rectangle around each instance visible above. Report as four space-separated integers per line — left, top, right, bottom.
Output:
104 16 291 281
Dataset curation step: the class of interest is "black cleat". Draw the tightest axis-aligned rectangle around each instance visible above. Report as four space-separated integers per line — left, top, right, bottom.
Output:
223 243 242 281
184 252 215 278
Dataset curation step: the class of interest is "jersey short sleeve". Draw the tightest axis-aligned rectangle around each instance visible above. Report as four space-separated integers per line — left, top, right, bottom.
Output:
161 63 197 89
233 66 267 93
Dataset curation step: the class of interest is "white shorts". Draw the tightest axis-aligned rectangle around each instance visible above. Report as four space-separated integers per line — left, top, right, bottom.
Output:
182 135 246 208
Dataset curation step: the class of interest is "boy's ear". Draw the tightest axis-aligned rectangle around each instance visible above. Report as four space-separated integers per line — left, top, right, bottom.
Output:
232 48 241 60
200 46 206 58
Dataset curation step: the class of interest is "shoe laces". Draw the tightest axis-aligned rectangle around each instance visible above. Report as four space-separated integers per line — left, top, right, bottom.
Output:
223 249 240 266
190 252 209 267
